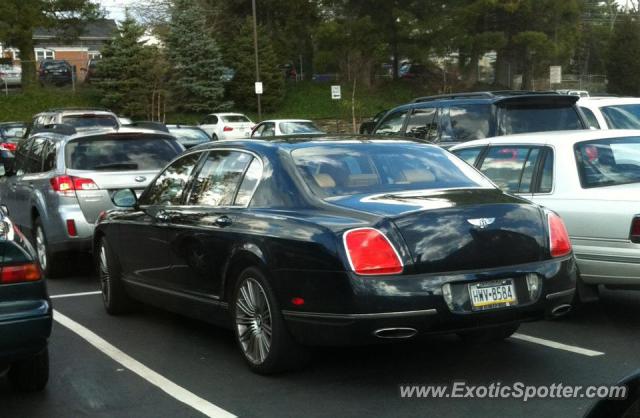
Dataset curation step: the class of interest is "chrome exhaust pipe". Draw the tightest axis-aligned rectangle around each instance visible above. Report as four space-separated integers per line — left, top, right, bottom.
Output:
373 327 417 339
551 304 572 317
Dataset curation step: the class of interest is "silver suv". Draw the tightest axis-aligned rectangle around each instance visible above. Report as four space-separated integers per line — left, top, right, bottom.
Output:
0 126 184 277
25 108 121 137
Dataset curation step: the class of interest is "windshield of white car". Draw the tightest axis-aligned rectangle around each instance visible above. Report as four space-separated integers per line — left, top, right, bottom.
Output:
222 115 250 123
279 122 322 135
575 137 640 188
600 104 640 129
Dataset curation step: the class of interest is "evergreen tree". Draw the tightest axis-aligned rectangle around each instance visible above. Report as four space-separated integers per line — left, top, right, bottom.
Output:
607 14 640 95
166 0 229 113
226 18 285 114
96 14 157 117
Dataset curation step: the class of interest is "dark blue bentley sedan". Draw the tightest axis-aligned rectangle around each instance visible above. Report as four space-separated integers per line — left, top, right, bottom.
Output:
94 137 577 374
0 210 51 390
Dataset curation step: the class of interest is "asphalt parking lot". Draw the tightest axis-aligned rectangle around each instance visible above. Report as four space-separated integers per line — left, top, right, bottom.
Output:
2 268 640 418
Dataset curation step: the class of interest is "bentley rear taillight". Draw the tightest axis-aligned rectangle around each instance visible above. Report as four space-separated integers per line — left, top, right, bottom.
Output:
548 212 572 258
343 228 403 275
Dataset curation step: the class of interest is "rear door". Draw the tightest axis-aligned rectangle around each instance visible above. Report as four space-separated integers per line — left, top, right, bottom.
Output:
64 134 183 224
166 150 259 296
200 115 219 137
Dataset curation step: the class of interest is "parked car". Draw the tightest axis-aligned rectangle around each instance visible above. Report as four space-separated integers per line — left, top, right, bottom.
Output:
0 122 26 151
0 64 21 87
94 137 577 374
251 119 323 137
25 108 120 137
38 60 73 86
0 125 184 277
359 110 388 134
0 210 52 392
450 129 640 297
578 97 640 129
166 124 212 148
372 91 588 148
199 113 254 140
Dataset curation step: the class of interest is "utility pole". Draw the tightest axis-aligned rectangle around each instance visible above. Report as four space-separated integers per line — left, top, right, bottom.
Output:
252 0 262 121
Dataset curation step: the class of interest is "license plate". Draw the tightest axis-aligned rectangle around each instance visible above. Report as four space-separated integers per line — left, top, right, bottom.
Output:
469 279 517 310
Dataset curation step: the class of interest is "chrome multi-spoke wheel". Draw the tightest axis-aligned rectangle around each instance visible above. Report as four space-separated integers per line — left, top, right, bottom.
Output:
35 226 47 272
99 243 111 305
235 278 273 364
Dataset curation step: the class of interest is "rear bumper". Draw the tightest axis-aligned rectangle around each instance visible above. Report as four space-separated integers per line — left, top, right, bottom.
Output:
576 253 640 287
278 256 577 346
0 298 52 364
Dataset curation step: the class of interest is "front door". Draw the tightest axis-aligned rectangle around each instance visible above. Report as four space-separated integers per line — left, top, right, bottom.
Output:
167 150 261 296
117 152 203 289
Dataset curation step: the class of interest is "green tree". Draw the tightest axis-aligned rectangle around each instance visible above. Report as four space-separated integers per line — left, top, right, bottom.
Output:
607 14 640 95
96 14 158 118
0 0 100 88
166 0 229 113
226 18 284 114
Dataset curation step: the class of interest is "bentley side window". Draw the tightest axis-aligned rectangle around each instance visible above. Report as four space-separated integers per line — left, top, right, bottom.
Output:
189 151 252 207
141 153 201 206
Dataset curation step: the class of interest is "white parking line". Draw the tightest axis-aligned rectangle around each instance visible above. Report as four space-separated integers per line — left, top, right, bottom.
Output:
512 333 605 357
53 310 236 418
50 291 102 299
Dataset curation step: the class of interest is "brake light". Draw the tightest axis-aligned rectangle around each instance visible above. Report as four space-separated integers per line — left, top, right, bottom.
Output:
548 212 572 258
630 216 640 243
66 219 77 237
0 142 16 151
0 263 41 284
223 126 233 132
343 228 403 275
50 175 98 196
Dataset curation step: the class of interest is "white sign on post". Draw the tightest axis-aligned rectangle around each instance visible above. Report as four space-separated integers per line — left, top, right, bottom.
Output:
549 66 562 85
255 82 263 95
331 85 341 100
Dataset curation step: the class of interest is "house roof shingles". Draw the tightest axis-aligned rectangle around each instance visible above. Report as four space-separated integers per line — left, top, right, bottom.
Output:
33 19 117 40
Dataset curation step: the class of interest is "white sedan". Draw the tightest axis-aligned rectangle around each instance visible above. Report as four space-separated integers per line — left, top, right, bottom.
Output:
251 119 324 137
578 97 640 129
199 113 254 140
451 129 640 297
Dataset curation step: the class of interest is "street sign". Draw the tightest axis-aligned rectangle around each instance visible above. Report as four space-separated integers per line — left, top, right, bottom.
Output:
549 66 562 84
331 85 341 100
255 82 263 95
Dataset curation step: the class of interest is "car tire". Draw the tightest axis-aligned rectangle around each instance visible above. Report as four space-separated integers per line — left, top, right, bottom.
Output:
8 347 49 392
457 323 520 343
231 266 309 374
98 236 134 315
33 217 64 278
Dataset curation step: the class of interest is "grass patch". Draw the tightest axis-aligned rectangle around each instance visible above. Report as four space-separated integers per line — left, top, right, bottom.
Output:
0 87 102 122
0 81 433 125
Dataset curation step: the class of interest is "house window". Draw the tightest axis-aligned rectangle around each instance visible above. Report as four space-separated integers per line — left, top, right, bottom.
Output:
35 49 55 61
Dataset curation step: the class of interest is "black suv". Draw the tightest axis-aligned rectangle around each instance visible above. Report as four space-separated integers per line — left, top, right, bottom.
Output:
372 91 588 148
38 60 73 86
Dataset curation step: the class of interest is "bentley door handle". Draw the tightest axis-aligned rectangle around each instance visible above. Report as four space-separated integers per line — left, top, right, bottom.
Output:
214 215 232 227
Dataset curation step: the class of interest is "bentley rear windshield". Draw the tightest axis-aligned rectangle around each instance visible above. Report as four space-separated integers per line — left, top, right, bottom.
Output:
291 142 494 198
575 137 640 188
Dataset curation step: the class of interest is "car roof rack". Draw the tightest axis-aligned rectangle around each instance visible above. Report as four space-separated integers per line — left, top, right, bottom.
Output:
124 121 170 133
35 123 77 136
44 107 113 113
411 90 560 103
